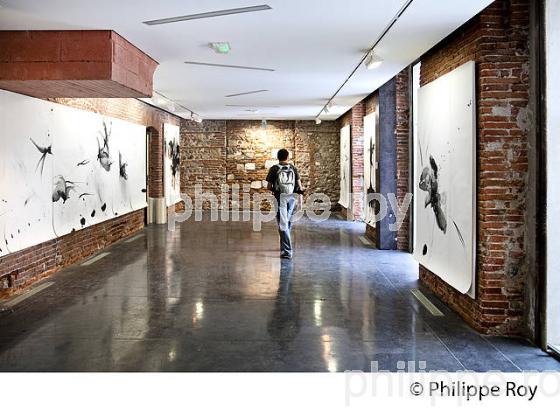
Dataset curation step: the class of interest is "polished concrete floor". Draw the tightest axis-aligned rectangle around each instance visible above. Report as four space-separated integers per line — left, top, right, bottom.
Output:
0 215 558 372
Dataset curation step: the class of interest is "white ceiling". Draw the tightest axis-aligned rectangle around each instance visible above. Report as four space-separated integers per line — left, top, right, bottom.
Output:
0 0 492 120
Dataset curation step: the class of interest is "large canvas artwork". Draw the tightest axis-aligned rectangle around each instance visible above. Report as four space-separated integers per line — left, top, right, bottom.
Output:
413 61 476 297
0 93 55 255
363 113 377 226
164 123 181 207
339 125 351 210
0 90 147 256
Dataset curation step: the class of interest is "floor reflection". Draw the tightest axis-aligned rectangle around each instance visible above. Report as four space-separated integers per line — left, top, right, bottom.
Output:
0 215 558 372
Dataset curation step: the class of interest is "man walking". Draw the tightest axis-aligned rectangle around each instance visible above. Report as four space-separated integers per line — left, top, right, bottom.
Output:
266 149 304 259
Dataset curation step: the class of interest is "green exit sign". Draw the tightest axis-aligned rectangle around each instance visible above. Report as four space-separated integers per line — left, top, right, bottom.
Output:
210 42 231 54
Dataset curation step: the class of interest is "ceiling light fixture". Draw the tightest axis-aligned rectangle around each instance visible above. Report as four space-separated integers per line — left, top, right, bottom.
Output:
317 0 414 118
191 113 203 123
144 91 200 121
225 89 269 98
143 4 272 26
365 51 384 70
210 42 231 54
184 61 275 72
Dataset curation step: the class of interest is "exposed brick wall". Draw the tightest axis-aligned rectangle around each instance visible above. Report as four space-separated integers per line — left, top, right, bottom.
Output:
180 119 340 210
338 103 365 220
350 102 365 220
147 127 163 198
0 96 181 297
342 73 410 250
395 70 411 251
294 120 340 206
418 0 531 335
0 210 144 297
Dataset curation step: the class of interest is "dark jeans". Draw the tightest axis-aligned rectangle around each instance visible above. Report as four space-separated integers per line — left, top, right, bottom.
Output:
276 194 296 256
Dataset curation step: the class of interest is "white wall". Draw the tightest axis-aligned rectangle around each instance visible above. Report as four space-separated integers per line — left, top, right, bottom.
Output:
546 0 560 349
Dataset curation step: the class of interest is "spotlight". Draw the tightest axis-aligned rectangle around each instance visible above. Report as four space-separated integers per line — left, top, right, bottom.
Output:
365 51 383 70
153 93 166 106
191 113 203 123
261 119 268 129
315 118 322 125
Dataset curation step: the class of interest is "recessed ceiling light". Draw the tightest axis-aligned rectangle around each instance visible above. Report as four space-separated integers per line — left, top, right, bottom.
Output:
143 4 272 26
225 90 269 98
185 61 275 72
210 42 231 54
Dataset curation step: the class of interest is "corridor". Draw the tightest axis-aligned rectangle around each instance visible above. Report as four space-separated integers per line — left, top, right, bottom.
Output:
0 215 556 372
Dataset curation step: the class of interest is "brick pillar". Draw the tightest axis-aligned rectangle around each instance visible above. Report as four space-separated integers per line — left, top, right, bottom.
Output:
148 127 163 198
350 102 365 220
395 70 411 251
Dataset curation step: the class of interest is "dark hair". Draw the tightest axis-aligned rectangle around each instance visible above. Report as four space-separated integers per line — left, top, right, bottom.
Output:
277 149 289 161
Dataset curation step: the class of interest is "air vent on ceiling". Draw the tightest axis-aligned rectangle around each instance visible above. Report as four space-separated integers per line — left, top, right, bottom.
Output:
225 90 269 98
184 61 275 72
143 5 272 26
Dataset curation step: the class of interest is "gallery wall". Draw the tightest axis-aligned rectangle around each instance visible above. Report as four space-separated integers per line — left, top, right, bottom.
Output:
418 0 532 336
180 120 340 211
0 92 180 294
339 69 411 251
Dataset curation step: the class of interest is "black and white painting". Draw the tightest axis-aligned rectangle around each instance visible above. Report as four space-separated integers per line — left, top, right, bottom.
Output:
413 61 476 297
51 111 115 236
363 113 377 226
339 124 351 210
164 123 181 207
0 92 55 255
112 118 148 215
0 89 147 255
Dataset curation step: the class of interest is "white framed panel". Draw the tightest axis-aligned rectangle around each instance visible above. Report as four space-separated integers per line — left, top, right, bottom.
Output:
339 124 351 210
0 91 55 255
363 113 377 226
413 61 476 297
164 123 181 207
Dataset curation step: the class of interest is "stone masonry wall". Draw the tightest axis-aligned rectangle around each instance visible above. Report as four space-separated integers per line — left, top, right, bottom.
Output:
181 120 340 211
